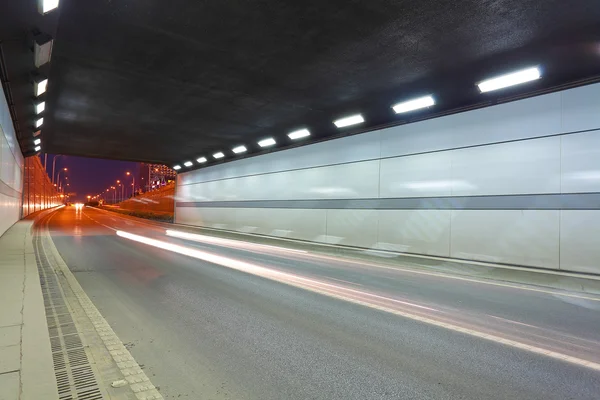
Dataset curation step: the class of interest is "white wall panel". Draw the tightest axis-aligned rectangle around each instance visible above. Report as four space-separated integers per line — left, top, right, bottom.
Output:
450 210 559 269
380 91 561 159
185 160 380 201
235 208 327 241
451 136 561 196
561 130 600 193
179 131 381 186
324 209 378 248
560 211 600 274
379 152 453 198
176 207 236 230
377 210 451 257
561 83 600 133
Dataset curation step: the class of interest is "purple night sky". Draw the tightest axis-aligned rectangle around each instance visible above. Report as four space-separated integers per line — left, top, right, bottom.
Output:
43 154 141 202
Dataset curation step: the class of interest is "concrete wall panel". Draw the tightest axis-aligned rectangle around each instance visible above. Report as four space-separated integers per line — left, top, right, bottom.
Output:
561 130 600 194
560 210 600 274
450 210 560 269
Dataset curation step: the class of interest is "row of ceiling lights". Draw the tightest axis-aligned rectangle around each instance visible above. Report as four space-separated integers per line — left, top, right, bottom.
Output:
172 66 542 171
31 0 60 153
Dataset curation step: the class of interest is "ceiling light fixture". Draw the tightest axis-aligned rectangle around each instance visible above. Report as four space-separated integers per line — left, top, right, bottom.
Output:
196 157 207 163
258 138 276 147
34 78 48 97
334 114 364 128
34 146 41 152
477 66 541 93
287 129 310 140
34 138 41 145
183 161 193 167
33 130 41 137
36 101 45 114
173 165 182 170
35 118 44 128
39 0 60 14
213 152 225 159
232 145 247 154
392 95 435 114
33 34 54 67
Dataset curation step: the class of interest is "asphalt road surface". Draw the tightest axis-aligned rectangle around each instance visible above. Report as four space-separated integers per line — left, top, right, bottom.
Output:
41 206 600 399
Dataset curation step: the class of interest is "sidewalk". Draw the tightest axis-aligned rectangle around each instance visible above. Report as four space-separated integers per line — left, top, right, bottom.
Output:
0 217 57 400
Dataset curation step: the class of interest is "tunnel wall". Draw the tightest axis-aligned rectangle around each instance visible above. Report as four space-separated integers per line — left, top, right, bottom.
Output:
176 83 600 274
0 83 24 236
22 156 62 218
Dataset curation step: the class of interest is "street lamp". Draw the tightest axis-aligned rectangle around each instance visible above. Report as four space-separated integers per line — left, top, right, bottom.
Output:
126 171 135 198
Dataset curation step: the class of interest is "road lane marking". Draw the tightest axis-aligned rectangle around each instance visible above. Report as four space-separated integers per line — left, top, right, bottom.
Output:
488 315 539 329
117 230 600 372
327 277 364 287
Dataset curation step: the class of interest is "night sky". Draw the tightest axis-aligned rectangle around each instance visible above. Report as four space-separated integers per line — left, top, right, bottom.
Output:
43 154 141 202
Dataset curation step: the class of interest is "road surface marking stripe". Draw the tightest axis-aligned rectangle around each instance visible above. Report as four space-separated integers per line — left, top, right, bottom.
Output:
117 229 600 373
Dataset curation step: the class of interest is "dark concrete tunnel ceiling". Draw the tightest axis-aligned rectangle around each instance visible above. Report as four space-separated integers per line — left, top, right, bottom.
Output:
2 0 600 166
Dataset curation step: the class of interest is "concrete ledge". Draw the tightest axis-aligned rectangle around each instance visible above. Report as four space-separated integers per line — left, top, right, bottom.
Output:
0 210 59 400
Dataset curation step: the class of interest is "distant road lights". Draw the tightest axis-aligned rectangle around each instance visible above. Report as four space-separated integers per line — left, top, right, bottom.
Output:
213 152 225 159
39 0 60 14
35 118 44 128
34 138 41 145
183 161 193 167
287 129 310 140
36 101 45 114
334 114 364 128
477 66 541 93
34 78 48 97
232 145 247 154
173 165 182 171
34 145 41 152
258 138 276 148
196 157 207 164
392 95 435 114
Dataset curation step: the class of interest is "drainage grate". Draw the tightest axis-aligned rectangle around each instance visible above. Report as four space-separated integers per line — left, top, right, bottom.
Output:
34 235 104 400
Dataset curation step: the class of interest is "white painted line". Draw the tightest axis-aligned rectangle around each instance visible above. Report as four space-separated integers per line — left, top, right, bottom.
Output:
116 230 600 372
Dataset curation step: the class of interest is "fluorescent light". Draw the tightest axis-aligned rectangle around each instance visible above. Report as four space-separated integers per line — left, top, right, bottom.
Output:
34 37 53 67
35 79 48 96
477 67 541 93
34 138 41 145
334 114 364 128
35 146 41 152
232 145 247 154
36 102 45 114
183 161 193 167
196 157 207 163
213 152 225 159
40 0 60 14
288 129 310 140
173 165 181 170
36 118 44 128
258 138 276 147
392 95 435 114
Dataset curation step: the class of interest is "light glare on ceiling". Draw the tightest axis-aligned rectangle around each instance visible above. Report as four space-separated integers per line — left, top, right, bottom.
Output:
173 165 182 170
287 129 310 140
34 138 41 145
258 138 276 147
196 157 207 163
36 102 45 114
334 114 364 128
477 67 541 93
183 161 193 167
232 145 247 154
392 95 435 114
35 79 48 96
213 152 225 159
36 118 44 128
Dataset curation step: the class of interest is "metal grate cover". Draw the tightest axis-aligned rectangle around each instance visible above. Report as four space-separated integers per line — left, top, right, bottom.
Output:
34 235 104 400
